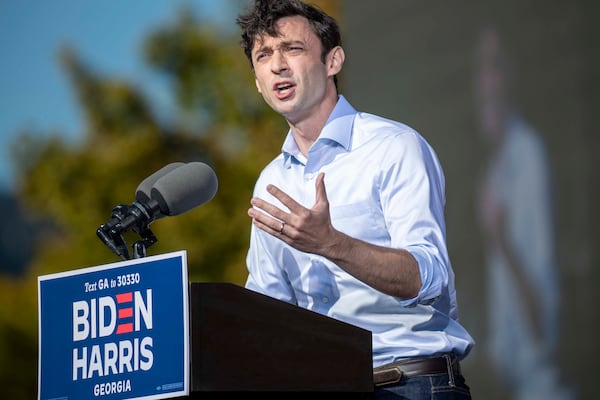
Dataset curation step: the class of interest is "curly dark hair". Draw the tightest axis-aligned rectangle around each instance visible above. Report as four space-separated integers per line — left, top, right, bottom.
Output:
236 0 342 70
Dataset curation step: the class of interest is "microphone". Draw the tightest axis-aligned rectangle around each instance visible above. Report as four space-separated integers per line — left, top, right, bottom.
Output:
150 161 218 216
135 162 185 204
112 162 218 234
97 162 218 259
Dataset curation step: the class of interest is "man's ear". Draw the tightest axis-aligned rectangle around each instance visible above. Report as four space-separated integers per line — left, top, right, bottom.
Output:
327 46 345 76
255 77 262 94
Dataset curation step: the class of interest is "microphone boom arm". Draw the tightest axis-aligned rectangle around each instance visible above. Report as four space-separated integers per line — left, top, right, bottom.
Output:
131 223 157 259
96 203 157 260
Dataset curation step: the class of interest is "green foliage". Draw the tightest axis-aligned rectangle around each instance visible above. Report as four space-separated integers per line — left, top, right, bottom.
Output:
13 7 287 279
1 4 288 398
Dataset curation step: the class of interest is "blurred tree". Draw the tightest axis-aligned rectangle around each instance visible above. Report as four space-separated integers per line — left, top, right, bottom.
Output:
12 7 284 282
0 1 338 398
2 6 276 399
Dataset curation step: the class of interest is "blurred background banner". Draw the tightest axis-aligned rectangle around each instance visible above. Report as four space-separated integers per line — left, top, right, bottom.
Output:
0 1 597 399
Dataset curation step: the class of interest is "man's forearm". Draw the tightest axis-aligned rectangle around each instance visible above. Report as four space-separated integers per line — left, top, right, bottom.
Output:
322 230 422 299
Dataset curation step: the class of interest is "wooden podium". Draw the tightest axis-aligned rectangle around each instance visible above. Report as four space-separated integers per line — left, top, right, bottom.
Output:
186 282 373 395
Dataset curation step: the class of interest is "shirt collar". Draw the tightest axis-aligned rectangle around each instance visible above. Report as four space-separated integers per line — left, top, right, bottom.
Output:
282 95 357 166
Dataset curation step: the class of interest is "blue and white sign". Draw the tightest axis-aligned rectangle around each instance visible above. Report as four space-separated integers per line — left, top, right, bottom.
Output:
38 251 190 400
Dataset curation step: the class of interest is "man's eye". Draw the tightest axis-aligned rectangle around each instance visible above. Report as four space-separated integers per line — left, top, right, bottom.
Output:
255 52 270 62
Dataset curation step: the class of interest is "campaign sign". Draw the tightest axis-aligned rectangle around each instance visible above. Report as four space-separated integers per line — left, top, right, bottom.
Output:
38 251 189 400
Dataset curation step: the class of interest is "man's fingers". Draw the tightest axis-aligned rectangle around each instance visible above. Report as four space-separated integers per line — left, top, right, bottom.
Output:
314 172 327 202
266 184 303 212
250 197 286 221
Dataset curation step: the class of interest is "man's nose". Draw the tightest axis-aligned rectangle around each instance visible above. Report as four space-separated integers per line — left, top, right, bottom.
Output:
271 51 289 73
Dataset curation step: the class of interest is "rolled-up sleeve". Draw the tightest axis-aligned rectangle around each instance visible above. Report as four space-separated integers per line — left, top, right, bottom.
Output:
380 132 450 307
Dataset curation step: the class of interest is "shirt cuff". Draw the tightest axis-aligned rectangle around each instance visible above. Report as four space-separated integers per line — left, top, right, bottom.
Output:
396 246 445 307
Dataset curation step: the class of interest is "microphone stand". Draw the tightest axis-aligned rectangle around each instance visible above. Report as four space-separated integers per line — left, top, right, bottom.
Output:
131 225 157 259
96 204 158 260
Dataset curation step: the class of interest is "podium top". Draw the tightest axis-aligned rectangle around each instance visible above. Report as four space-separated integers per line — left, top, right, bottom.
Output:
189 282 373 393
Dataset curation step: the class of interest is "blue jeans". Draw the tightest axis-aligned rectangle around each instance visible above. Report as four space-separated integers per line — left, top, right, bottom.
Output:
372 371 472 399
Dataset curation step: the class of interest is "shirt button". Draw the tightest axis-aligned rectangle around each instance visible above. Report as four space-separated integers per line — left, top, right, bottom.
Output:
322 297 329 304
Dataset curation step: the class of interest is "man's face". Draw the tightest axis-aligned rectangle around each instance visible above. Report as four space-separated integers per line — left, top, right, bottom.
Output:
250 16 333 125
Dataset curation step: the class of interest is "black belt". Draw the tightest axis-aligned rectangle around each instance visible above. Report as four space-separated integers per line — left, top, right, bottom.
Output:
373 354 460 387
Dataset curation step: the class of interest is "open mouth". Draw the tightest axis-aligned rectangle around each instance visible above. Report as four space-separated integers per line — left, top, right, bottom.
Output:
275 82 294 97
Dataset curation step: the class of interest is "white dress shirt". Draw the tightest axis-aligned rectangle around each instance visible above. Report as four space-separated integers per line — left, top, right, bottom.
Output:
245 95 474 367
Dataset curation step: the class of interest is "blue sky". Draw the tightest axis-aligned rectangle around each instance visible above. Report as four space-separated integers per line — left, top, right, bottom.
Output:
0 0 241 192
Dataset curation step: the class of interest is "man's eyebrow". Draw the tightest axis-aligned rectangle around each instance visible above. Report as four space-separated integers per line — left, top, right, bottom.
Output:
279 39 305 47
255 39 305 53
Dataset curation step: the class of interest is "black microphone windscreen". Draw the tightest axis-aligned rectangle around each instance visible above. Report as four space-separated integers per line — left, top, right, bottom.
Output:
150 162 218 216
135 162 185 203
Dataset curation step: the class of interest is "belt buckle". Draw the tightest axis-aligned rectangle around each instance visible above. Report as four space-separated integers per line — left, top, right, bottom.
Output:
374 366 403 387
